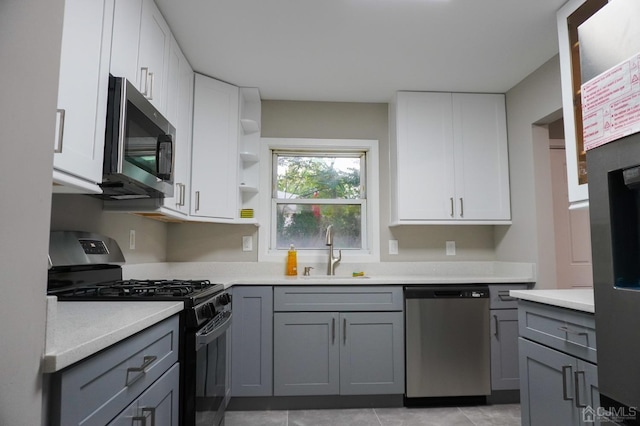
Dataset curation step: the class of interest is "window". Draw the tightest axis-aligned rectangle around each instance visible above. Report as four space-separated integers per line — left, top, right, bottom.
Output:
259 139 380 263
273 152 365 250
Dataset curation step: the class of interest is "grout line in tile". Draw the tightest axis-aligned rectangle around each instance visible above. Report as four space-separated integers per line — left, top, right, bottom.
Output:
372 407 384 426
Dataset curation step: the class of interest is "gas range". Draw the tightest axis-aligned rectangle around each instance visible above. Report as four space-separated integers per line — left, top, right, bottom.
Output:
47 231 232 426
46 231 230 328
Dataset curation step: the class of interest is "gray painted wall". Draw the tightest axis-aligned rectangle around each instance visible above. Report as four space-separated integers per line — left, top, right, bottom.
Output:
51 195 168 263
166 100 497 262
497 55 564 289
0 0 64 424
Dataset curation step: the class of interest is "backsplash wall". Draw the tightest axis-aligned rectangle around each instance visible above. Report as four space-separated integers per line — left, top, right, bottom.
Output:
50 194 168 263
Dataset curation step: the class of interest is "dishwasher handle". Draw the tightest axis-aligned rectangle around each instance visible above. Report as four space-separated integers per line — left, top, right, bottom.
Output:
405 285 489 299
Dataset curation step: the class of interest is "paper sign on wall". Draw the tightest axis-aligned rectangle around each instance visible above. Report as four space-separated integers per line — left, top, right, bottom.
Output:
582 53 640 151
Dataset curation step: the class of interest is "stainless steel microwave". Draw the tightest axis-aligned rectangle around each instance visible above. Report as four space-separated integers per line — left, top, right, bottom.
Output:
99 75 175 199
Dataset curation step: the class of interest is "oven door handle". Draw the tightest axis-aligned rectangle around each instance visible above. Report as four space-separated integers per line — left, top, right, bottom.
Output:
195 312 232 350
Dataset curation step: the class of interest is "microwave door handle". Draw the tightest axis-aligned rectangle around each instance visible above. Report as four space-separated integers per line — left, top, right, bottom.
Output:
116 80 128 173
156 135 173 180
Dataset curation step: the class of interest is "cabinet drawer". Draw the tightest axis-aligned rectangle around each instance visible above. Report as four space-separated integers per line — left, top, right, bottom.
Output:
489 284 528 309
274 286 403 311
518 300 596 363
51 315 179 426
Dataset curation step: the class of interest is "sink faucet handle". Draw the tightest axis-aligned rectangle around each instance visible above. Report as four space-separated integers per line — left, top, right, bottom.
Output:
303 266 314 276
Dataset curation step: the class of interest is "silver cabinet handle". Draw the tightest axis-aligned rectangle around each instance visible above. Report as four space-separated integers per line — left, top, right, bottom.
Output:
195 191 200 212
176 183 186 207
54 109 65 153
332 318 335 344
493 314 499 339
497 291 516 302
343 318 347 344
450 197 454 217
561 365 573 401
133 407 156 426
148 72 154 100
140 67 149 97
459 198 464 217
180 184 186 207
558 326 588 336
574 371 587 408
126 355 157 386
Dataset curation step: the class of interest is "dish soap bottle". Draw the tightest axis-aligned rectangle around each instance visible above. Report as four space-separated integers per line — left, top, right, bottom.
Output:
286 244 298 276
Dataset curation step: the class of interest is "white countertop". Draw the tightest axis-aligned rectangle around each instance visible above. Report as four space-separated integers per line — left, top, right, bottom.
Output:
43 300 183 373
509 289 594 313
223 274 533 287
123 261 536 287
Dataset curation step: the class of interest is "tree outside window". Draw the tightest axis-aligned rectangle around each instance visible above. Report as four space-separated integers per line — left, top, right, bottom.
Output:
273 153 365 250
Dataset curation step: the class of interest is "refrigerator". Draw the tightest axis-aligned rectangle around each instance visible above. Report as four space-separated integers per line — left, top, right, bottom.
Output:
581 0 640 423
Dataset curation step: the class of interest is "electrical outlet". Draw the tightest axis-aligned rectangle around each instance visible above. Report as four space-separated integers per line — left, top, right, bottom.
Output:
446 240 456 256
389 239 399 255
129 230 136 250
242 236 253 252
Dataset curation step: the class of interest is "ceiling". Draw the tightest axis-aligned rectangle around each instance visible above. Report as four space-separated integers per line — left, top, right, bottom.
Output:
155 0 568 103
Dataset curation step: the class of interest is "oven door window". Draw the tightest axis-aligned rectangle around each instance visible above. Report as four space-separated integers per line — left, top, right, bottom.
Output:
195 317 228 426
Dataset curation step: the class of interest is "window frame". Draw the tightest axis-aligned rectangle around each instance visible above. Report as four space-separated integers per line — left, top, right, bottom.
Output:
258 138 380 264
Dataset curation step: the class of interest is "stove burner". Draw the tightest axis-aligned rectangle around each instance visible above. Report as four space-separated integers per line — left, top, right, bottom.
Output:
54 279 218 299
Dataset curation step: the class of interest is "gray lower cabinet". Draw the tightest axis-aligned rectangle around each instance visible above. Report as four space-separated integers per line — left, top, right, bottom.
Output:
490 309 520 390
489 284 527 391
273 286 404 397
49 315 180 426
518 301 600 426
108 363 180 425
230 286 273 397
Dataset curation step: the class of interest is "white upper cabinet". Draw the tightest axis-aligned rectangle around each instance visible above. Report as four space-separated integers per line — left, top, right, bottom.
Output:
160 37 193 216
390 91 511 225
53 0 115 193
109 0 142 84
137 0 170 113
110 0 170 115
191 74 240 221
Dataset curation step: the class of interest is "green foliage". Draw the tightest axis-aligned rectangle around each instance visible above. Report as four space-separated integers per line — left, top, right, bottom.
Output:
276 155 363 249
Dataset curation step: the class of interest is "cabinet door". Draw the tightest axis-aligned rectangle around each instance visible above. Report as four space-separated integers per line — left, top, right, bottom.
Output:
273 312 340 396
452 93 510 221
110 0 142 84
339 312 404 395
395 92 456 221
161 40 193 214
191 74 239 220
577 359 602 426
137 0 170 112
54 0 114 188
519 337 582 426
490 309 520 390
231 287 273 397
108 363 180 426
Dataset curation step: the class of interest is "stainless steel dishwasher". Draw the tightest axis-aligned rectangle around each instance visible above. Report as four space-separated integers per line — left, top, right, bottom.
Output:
405 285 491 400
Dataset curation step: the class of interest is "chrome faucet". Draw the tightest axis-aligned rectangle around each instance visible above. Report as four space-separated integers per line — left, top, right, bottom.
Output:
325 225 342 275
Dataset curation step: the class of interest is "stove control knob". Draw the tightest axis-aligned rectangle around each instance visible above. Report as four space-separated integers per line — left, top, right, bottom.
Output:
202 303 217 319
218 293 232 306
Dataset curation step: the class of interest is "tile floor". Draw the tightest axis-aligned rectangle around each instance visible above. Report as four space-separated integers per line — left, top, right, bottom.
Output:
226 404 521 426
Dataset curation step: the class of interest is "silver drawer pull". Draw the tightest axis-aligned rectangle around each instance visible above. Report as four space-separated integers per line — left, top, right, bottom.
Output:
497 292 516 302
561 365 573 401
574 371 587 408
493 314 499 339
54 109 65 153
558 326 588 336
132 406 156 426
126 355 157 386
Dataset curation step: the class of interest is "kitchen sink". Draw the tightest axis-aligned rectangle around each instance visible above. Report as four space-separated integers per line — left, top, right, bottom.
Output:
299 275 370 280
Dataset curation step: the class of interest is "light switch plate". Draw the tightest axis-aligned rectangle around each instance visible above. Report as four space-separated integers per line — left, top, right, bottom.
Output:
242 236 253 252
446 240 456 256
389 239 399 255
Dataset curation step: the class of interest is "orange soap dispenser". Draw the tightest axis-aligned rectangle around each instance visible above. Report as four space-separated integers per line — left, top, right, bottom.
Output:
286 244 298 276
